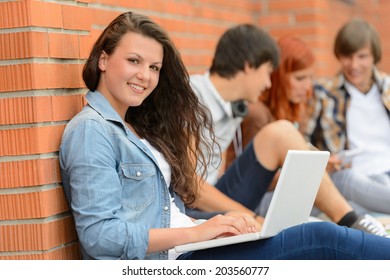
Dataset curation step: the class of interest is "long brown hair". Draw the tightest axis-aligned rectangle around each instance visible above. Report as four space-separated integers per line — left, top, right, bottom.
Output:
260 35 314 123
83 12 215 205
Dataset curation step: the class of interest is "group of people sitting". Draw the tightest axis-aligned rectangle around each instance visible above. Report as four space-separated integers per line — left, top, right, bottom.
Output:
187 17 390 237
59 11 390 260
225 19 390 231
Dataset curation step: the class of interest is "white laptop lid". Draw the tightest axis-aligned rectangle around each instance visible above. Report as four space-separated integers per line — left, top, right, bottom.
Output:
175 150 330 253
259 150 329 237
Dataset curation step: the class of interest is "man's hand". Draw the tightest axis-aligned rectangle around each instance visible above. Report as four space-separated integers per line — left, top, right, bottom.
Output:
327 154 351 173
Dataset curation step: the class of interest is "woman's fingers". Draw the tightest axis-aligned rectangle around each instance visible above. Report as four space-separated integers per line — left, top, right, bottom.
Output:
217 214 257 234
224 211 260 232
194 213 259 243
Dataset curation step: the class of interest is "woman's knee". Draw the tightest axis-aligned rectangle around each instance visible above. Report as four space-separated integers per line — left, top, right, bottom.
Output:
258 120 296 138
252 120 303 169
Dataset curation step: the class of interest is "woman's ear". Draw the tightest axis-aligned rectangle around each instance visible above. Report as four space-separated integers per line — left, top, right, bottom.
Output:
98 51 108 72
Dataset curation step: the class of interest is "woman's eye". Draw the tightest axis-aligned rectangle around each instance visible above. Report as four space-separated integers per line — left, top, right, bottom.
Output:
128 58 139 64
150 65 160 71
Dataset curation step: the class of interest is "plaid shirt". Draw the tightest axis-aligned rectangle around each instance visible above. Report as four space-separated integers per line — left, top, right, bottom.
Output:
304 68 390 153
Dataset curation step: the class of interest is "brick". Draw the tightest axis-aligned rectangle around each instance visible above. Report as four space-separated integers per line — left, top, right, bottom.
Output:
0 187 69 220
88 9 121 28
79 32 95 59
48 33 81 59
181 53 213 70
0 1 30 28
269 25 327 39
0 242 81 260
29 0 63 29
0 32 48 60
0 125 65 157
111 0 254 17
259 14 291 27
171 35 217 51
157 17 227 35
0 94 85 125
295 12 329 25
62 5 92 31
190 0 255 10
0 31 85 60
269 0 329 11
0 158 61 189
33 64 85 90
0 64 33 92
0 216 77 251
52 94 86 122
0 64 84 92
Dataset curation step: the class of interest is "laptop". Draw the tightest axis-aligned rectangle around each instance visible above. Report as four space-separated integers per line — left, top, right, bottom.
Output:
175 150 330 253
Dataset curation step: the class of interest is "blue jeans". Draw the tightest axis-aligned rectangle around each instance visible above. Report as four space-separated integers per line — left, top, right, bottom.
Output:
330 169 390 214
177 222 390 259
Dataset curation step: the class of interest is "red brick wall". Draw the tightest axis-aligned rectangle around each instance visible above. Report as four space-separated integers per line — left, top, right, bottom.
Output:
1 0 389 259
258 0 390 76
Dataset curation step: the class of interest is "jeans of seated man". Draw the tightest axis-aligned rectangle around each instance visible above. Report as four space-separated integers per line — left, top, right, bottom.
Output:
330 169 390 214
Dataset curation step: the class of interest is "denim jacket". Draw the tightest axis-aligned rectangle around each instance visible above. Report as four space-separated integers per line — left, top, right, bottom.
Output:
304 68 390 153
59 91 184 260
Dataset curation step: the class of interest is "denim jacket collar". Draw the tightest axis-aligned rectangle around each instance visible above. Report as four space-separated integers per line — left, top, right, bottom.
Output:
86 90 157 159
87 90 126 130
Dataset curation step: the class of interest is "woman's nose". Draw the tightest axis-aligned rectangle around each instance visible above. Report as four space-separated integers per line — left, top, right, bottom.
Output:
136 67 150 81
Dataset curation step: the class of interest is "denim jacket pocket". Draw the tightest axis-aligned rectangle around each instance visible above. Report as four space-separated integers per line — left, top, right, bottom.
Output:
121 164 156 210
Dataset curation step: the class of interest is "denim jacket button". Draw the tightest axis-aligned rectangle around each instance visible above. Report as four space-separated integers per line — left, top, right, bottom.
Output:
136 171 141 177
164 206 169 211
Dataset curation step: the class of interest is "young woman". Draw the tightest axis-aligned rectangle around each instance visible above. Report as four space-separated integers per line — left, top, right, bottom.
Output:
60 12 390 260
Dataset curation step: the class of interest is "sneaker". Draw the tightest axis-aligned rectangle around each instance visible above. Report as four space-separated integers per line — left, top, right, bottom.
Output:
351 214 390 238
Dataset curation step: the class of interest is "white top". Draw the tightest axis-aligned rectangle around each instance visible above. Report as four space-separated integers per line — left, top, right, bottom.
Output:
190 72 243 184
345 82 390 175
140 139 196 259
